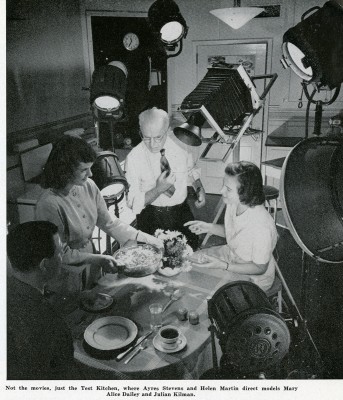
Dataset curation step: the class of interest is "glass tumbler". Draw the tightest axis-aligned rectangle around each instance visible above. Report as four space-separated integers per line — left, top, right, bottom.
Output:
149 303 163 331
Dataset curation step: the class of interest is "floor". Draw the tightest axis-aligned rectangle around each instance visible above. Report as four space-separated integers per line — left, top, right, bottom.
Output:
187 193 343 379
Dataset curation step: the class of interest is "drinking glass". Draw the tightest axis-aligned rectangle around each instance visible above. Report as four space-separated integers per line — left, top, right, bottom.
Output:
149 303 163 331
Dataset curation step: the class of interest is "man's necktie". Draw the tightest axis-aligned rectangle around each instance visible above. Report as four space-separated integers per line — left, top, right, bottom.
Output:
160 149 175 197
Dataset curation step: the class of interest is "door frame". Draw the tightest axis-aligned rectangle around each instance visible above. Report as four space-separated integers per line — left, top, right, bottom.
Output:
81 10 148 88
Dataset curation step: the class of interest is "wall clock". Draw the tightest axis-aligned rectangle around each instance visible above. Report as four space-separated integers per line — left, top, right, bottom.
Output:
123 32 140 51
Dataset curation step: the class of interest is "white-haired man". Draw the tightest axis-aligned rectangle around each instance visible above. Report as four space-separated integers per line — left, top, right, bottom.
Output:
125 107 206 249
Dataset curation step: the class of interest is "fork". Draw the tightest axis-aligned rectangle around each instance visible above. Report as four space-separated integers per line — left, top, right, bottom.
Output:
124 339 148 364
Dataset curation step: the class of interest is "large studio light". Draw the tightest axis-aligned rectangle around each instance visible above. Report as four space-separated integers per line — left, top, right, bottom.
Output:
281 136 343 264
148 0 188 51
90 61 128 117
281 1 343 89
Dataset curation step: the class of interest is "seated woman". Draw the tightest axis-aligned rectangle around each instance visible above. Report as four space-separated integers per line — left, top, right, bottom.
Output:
185 161 278 291
36 135 162 290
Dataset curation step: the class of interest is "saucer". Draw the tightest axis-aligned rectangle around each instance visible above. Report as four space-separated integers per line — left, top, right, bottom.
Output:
153 333 187 353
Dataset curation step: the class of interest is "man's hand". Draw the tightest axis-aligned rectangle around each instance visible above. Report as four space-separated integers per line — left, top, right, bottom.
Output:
156 170 176 194
195 187 206 208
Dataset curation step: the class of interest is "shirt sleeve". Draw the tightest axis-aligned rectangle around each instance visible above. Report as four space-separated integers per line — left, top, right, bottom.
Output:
124 153 146 214
94 183 139 245
186 149 201 184
251 227 274 265
35 196 89 265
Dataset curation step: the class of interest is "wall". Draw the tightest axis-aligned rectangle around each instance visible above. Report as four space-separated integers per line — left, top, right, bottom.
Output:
9 0 342 141
7 0 89 136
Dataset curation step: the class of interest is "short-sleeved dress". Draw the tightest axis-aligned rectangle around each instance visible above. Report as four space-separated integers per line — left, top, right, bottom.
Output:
199 204 278 291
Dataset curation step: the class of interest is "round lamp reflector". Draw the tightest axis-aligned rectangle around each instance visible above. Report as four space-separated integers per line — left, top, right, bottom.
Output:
94 96 120 112
283 42 313 81
160 21 184 44
101 183 126 199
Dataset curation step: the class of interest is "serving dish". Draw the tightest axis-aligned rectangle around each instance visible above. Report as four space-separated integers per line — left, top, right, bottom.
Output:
113 244 163 277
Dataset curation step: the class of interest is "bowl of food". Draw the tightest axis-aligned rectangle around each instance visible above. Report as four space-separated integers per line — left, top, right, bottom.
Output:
113 244 163 277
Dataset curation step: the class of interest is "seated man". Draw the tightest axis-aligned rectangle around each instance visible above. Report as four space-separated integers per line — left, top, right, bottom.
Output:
7 221 80 380
125 107 206 249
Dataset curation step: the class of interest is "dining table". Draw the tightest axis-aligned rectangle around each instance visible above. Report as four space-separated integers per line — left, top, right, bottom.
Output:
55 264 231 380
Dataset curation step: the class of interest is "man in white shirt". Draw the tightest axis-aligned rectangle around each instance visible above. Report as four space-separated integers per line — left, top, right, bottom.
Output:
125 107 206 249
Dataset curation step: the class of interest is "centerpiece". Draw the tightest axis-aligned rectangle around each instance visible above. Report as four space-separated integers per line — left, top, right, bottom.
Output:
154 229 193 277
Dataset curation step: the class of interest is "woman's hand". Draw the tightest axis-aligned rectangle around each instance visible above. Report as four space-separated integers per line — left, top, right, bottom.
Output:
136 231 164 249
184 220 212 235
189 253 227 270
90 254 118 274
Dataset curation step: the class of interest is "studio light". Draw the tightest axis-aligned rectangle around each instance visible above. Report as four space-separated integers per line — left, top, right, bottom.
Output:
91 151 129 254
210 0 264 30
148 0 188 53
90 61 128 151
90 61 128 117
207 281 290 378
281 1 343 89
281 136 343 264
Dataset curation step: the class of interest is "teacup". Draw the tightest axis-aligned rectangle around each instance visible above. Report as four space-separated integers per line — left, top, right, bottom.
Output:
158 325 182 350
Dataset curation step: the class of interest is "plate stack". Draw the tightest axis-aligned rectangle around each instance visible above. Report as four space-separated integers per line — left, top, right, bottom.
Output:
83 316 138 359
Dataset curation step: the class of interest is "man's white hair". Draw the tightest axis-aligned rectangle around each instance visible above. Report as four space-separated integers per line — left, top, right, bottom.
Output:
139 107 169 133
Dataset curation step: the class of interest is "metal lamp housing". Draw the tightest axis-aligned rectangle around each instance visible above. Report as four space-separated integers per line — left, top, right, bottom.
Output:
281 1 343 89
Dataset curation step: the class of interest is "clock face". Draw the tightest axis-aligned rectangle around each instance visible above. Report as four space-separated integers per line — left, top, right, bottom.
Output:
123 33 140 51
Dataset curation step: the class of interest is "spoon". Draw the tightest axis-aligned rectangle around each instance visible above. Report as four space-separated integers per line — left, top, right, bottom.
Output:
163 289 183 312
124 339 148 364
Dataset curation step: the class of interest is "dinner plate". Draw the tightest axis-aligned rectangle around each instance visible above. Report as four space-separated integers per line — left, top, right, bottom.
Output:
153 333 187 353
80 293 114 312
84 316 138 351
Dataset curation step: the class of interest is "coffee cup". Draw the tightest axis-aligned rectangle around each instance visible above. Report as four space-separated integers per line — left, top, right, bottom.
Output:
158 325 182 350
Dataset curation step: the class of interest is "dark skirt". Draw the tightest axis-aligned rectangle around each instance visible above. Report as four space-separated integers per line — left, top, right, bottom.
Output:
136 201 199 250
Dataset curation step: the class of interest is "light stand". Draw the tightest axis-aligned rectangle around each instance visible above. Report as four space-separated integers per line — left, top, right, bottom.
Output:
90 61 128 152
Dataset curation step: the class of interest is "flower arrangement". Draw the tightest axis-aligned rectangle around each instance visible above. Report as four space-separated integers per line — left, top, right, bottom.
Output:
154 229 193 271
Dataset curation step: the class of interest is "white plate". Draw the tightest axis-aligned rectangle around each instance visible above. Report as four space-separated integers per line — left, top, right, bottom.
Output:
84 316 138 351
153 333 187 353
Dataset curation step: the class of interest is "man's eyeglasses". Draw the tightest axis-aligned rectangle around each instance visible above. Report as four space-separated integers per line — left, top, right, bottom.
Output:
140 128 169 143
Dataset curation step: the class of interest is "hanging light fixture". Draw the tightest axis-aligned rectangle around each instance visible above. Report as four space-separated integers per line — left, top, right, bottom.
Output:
210 0 264 30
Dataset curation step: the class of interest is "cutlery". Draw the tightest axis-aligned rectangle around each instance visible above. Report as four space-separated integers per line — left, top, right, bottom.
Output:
124 339 148 364
97 292 112 299
163 289 183 312
116 331 153 361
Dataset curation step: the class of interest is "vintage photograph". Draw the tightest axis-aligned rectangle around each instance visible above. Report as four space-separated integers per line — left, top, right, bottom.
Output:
3 0 343 397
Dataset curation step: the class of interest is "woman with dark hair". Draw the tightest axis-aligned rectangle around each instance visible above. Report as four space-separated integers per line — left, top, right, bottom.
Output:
36 135 162 289
185 161 278 291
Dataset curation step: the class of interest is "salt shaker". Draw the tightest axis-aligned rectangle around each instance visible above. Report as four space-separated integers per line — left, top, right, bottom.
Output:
188 311 199 325
177 307 188 321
